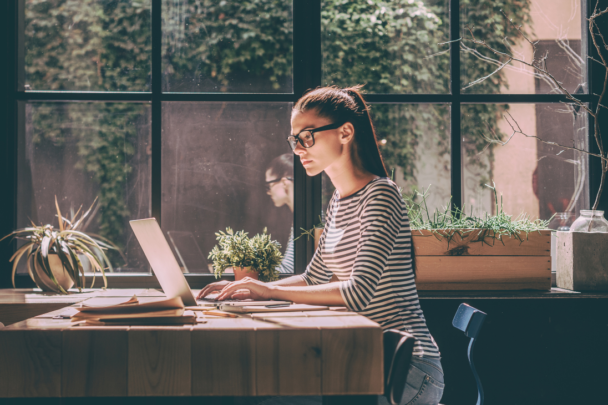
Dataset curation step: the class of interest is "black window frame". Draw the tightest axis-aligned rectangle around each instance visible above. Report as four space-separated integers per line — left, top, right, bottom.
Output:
1 0 607 289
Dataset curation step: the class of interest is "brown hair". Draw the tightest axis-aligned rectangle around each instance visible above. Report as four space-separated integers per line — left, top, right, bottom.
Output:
293 85 388 178
267 153 293 179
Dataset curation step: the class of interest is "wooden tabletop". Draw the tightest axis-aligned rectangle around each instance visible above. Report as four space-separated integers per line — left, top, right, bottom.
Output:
0 292 384 399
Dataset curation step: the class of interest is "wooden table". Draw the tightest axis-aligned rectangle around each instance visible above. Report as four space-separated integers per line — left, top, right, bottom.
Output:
0 291 384 402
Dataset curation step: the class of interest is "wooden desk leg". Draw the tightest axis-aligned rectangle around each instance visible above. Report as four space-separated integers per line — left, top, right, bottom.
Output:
322 395 377 405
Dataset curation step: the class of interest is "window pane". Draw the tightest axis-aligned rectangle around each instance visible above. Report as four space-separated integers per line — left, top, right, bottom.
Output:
17 102 152 275
322 0 449 94
162 102 294 274
462 103 588 220
322 104 451 216
460 0 585 94
22 0 151 92
162 1 293 93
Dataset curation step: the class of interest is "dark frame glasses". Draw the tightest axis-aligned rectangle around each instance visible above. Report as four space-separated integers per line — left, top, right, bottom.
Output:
286 122 345 151
265 176 293 191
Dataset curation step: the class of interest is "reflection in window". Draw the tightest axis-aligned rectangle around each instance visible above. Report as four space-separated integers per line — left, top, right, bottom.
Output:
161 102 294 273
462 103 588 220
322 104 451 216
322 0 449 93
460 0 585 94
162 0 293 93
17 102 152 274
23 0 151 91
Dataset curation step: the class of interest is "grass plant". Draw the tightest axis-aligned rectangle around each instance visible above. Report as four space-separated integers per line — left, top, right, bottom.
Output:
404 183 551 249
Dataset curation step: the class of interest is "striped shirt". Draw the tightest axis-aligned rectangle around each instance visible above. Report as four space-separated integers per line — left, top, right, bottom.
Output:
276 226 294 274
300 177 440 358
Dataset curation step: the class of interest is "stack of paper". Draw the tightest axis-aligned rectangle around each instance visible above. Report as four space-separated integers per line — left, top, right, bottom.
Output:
71 296 197 326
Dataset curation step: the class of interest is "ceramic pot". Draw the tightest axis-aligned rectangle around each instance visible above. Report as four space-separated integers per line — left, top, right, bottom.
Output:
231 266 259 281
32 253 74 293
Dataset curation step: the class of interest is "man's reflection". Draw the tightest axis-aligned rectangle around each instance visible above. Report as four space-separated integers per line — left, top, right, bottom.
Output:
265 153 294 273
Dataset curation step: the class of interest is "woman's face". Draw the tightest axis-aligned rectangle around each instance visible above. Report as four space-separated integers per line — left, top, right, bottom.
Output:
290 109 353 177
265 169 290 207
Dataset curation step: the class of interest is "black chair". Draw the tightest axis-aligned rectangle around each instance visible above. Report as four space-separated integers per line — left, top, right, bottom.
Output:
452 303 487 405
383 329 416 405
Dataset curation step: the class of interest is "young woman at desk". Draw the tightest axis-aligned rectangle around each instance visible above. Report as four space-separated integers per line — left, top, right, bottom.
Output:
198 85 444 405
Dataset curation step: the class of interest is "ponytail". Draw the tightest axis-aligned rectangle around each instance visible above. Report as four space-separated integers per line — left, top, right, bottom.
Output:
293 84 389 178
343 87 389 178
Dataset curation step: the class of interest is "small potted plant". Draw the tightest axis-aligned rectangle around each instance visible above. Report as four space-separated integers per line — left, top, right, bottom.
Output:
1 197 114 294
209 227 283 282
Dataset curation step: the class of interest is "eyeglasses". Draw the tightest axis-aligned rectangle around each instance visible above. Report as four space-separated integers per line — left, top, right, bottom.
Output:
286 122 345 151
265 177 293 191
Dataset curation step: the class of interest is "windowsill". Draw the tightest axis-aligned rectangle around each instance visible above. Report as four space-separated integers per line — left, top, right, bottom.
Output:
11 272 298 289
12 271 608 300
418 288 608 299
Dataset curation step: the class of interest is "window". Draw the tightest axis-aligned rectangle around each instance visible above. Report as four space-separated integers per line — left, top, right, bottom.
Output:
2 0 605 288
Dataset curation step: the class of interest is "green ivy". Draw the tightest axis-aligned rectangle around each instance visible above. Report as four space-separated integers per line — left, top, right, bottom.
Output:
24 0 532 263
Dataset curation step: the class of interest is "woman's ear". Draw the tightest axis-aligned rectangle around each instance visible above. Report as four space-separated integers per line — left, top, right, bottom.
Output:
339 122 355 145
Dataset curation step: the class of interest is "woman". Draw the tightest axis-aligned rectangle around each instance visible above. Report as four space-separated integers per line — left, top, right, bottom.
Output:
265 153 295 274
199 85 444 405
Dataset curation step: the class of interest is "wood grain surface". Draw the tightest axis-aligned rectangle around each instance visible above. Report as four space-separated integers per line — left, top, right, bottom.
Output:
321 327 383 395
192 328 257 396
128 327 192 396
0 303 71 326
279 329 322 395
412 230 551 256
416 256 551 290
0 330 62 397
0 293 384 398
62 328 128 397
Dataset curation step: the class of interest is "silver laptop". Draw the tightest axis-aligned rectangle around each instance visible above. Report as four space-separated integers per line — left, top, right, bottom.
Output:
130 218 290 307
130 218 199 306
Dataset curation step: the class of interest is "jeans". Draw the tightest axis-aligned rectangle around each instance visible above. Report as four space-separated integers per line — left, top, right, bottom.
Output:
378 355 445 405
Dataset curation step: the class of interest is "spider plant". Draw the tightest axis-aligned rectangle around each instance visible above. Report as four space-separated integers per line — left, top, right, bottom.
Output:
0 197 115 293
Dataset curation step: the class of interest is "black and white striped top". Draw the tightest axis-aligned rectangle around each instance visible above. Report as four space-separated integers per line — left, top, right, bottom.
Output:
300 177 440 358
276 226 294 274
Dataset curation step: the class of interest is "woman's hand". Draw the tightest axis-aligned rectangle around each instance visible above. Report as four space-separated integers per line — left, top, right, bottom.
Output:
216 277 274 301
196 280 231 299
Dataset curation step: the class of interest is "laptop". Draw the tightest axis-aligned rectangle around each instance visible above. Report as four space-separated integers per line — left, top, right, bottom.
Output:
129 218 290 307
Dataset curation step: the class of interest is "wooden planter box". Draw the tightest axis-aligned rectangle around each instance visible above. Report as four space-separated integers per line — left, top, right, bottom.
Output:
412 229 551 290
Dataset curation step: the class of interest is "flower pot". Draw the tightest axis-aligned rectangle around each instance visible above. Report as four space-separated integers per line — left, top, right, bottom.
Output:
556 231 608 291
31 253 74 293
230 266 259 281
412 229 551 290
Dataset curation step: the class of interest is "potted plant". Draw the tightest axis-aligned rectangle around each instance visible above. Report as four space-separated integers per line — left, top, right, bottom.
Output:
1 198 113 294
404 185 552 290
209 227 283 282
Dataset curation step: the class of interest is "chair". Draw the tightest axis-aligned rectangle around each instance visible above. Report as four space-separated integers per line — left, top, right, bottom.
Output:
383 329 416 405
452 303 487 405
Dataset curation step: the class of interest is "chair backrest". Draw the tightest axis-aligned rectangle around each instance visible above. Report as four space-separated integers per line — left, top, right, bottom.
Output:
383 329 416 405
453 303 487 405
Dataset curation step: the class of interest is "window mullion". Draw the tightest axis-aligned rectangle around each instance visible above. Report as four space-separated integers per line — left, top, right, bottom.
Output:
450 0 462 211
293 0 322 274
151 0 162 224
